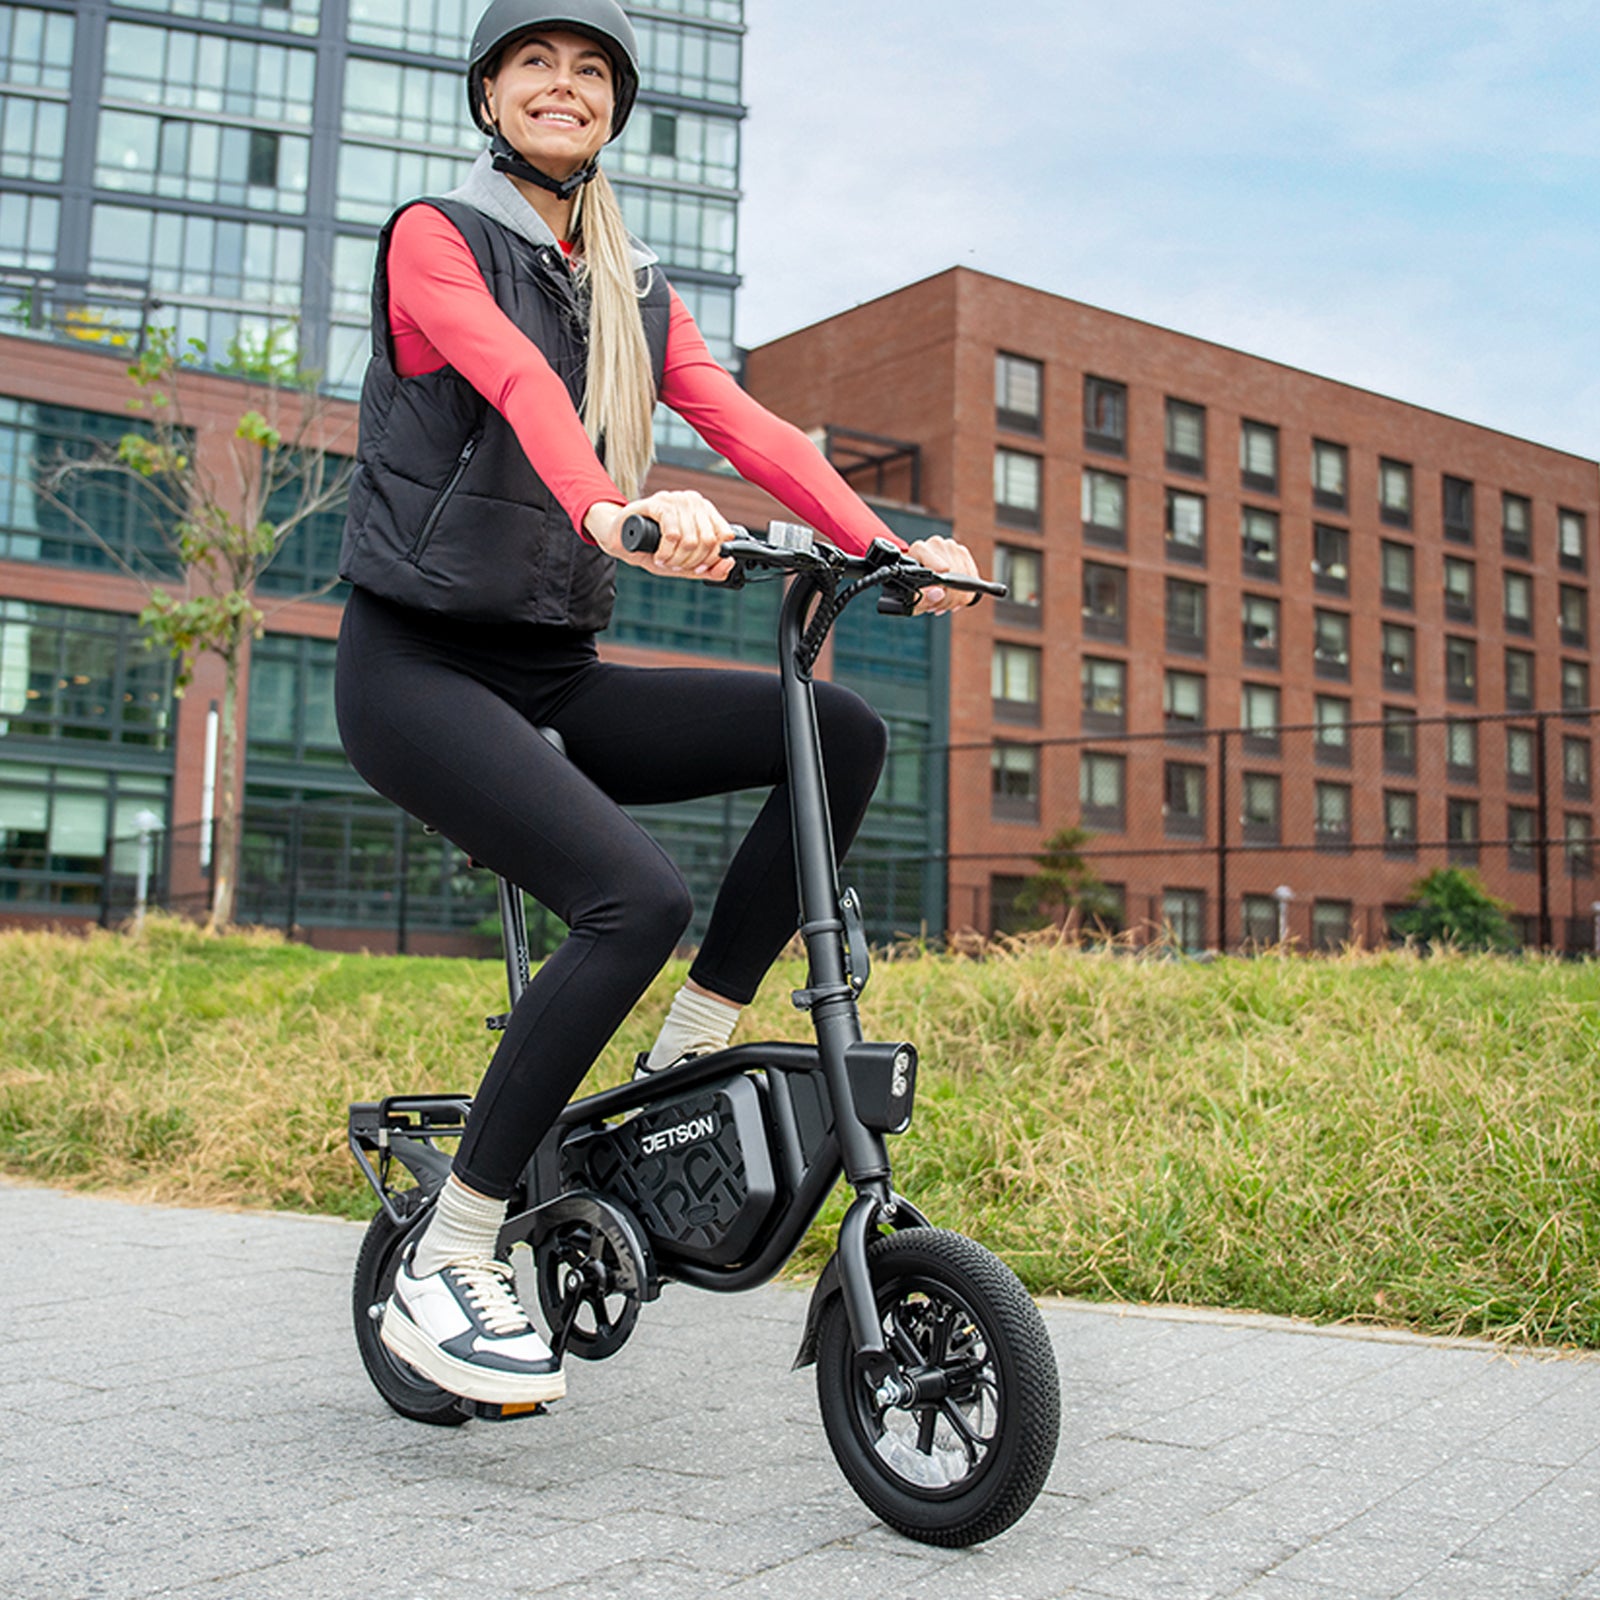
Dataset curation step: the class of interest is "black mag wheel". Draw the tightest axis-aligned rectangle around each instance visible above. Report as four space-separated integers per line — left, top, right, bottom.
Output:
815 1228 1060 1546
351 1189 467 1427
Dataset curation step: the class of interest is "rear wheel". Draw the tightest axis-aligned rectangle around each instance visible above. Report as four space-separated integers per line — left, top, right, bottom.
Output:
351 1190 467 1427
815 1229 1059 1545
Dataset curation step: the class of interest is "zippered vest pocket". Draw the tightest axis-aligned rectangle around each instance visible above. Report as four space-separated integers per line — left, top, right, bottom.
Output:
406 432 481 567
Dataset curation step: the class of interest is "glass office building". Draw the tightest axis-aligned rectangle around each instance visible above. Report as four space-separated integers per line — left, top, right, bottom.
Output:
0 0 744 402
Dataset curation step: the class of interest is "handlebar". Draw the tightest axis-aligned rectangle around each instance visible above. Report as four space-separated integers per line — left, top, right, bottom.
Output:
618 514 1007 609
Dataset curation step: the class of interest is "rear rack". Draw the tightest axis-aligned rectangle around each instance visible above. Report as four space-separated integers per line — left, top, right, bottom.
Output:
348 1094 472 1224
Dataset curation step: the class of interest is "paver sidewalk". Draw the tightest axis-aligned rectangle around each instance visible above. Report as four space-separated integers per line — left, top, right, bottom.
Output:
3 1184 1599 1599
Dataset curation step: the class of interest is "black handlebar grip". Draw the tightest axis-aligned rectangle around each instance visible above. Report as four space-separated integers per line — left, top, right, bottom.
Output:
621 514 662 554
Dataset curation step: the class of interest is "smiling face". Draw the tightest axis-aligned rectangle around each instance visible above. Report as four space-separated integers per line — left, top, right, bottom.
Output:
482 29 615 176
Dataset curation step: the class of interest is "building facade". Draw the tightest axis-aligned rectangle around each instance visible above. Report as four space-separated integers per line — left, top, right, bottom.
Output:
0 0 954 946
746 269 1600 948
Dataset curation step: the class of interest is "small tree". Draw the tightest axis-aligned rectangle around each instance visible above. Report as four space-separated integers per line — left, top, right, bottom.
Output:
1392 866 1516 953
1010 826 1119 932
48 326 355 929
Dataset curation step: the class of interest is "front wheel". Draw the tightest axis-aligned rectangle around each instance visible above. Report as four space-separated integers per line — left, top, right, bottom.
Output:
815 1229 1059 1546
351 1190 467 1427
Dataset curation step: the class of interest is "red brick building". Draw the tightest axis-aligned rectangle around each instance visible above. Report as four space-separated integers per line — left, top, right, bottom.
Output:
746 268 1600 947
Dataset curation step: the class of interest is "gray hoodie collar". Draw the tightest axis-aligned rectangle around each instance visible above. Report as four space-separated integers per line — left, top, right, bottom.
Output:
444 151 657 270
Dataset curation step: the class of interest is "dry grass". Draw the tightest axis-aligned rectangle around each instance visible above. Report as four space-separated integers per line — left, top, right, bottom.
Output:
4 916 1599 1346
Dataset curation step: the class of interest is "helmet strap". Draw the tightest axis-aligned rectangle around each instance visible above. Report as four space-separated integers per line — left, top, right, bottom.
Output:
489 130 599 202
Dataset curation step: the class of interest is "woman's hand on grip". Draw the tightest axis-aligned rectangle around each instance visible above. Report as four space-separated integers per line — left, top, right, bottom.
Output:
905 536 982 616
586 491 736 583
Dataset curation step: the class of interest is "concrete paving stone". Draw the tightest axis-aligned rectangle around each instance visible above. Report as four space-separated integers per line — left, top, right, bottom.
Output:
710 1541 951 1600
1228 1576 1363 1600
1056 1472 1250 1547
1115 1391 1270 1451
1263 1530 1455 1595
1048 1432 1215 1498
1475 1394 1600 1469
1073 1545 1281 1599
1453 1475 1600 1578
1394 1555 1590 1598
1378 1452 1561 1524
897 1532 1133 1600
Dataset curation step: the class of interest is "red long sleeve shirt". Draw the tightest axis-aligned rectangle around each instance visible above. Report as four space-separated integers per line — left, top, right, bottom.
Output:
386 205 901 555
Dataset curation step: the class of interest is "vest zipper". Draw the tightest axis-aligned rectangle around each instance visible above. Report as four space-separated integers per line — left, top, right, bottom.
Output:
407 432 481 566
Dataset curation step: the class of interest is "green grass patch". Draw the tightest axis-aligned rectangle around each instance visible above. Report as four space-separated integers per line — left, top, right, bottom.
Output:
3 915 1599 1347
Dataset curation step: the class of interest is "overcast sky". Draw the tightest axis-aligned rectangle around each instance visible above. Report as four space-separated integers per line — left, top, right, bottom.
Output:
735 0 1600 461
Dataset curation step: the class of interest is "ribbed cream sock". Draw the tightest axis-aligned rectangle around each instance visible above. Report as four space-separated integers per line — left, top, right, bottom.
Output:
411 1175 507 1278
644 983 742 1072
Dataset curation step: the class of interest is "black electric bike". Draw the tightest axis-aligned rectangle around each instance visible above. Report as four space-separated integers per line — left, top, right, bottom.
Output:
347 520 1061 1546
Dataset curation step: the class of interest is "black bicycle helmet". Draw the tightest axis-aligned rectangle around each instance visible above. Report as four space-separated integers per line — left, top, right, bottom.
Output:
467 0 641 143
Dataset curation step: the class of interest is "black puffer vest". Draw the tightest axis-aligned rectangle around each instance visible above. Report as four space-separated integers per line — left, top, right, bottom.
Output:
339 198 671 629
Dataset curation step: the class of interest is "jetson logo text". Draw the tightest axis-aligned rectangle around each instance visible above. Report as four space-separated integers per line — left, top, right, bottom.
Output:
640 1114 717 1156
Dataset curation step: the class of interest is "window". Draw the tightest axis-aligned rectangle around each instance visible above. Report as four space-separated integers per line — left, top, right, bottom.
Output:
995 352 1043 434
104 22 316 124
1566 814 1593 876
1083 376 1126 455
1446 719 1478 783
1164 670 1205 737
1313 609 1351 680
1164 762 1206 839
1379 459 1413 527
1446 637 1477 703
1384 706 1417 774
256 456 352 602
992 642 1041 722
1241 594 1280 668
0 600 175 748
1242 684 1280 753
1560 584 1588 648
1380 540 1413 608
246 635 341 766
1312 440 1347 510
1315 782 1352 851
1385 791 1418 857
1241 893 1281 947
988 874 1031 937
1241 772 1281 844
1561 509 1588 572
1081 469 1127 546
1081 657 1127 731
613 105 739 192
1242 507 1279 578
0 399 178 576
349 0 479 55
0 83 67 182
1565 736 1591 799
1507 725 1536 791
1508 806 1537 869
1240 420 1278 493
649 110 679 158
1382 623 1416 692
1315 696 1351 766
1081 561 1126 642
1443 557 1476 623
1311 901 1353 951
1161 889 1206 952
1448 798 1480 865
622 186 737 275
1505 648 1535 712
994 545 1042 624
1165 399 1205 474
1165 490 1206 563
1503 492 1532 559
1504 571 1533 635
0 4 75 91
1443 475 1474 542
1314 524 1350 595
0 188 59 271
1080 751 1126 831
1562 659 1590 713
631 14 743 104
1165 578 1205 654
991 742 1040 822
994 449 1042 529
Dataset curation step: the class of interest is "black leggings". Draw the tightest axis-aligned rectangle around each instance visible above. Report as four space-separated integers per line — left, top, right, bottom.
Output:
334 587 887 1198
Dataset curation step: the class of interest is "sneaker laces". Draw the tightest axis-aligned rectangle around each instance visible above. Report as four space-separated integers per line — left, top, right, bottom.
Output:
446 1257 534 1338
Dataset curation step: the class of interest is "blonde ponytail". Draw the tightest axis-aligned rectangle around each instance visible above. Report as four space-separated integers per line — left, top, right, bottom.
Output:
571 169 655 500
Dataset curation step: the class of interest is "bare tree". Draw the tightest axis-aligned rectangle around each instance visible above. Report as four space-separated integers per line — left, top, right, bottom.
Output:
47 326 356 929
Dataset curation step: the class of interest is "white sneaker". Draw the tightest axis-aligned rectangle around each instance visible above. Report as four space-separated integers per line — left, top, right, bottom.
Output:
381 1254 565 1406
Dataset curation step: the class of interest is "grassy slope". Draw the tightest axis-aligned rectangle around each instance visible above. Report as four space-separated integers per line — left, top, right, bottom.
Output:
2 917 1598 1346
